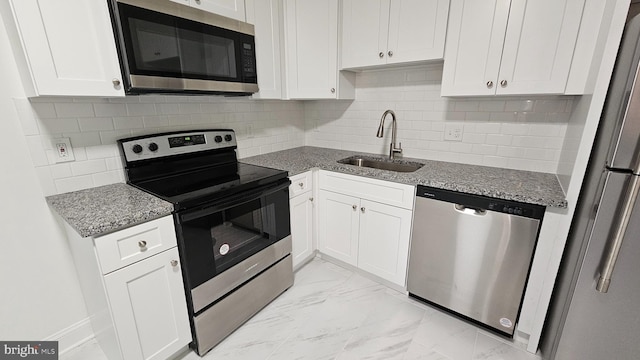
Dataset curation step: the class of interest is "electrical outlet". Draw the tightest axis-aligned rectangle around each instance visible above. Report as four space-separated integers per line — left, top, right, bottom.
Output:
54 137 75 163
444 124 464 142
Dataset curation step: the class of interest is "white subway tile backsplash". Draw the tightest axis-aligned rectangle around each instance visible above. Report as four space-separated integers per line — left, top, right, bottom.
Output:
55 175 94 194
113 116 144 130
39 118 80 134
85 145 118 160
30 102 57 119
50 163 73 179
55 102 94 117
127 103 156 116
70 159 107 176
92 170 124 187
93 103 128 117
78 117 115 132
13 98 40 135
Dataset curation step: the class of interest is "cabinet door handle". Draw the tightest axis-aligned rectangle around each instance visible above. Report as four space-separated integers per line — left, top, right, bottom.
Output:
379 52 385 58
360 207 365 213
138 240 147 249
352 204 357 210
331 88 336 93
388 51 393 57
112 78 121 87
298 182 304 188
309 197 314 202
486 81 494 88
170 260 178 267
500 80 508 87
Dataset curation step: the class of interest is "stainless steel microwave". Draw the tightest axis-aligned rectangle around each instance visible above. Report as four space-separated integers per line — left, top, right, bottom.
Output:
108 0 258 95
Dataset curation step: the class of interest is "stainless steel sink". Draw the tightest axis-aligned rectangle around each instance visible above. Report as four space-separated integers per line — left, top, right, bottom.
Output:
338 156 424 173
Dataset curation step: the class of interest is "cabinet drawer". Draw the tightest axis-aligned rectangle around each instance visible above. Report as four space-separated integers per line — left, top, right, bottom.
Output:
319 170 415 210
94 216 177 274
289 171 313 198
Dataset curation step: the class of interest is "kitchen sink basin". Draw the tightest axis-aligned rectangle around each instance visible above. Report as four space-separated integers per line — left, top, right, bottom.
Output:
337 156 424 173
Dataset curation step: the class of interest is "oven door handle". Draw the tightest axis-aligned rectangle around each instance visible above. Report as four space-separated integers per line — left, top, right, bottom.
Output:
178 179 291 222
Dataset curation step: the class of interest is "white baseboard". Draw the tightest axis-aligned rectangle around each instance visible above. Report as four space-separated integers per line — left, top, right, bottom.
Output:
44 317 94 354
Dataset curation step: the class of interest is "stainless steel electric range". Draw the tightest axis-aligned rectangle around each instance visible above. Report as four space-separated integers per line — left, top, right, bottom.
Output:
118 129 293 356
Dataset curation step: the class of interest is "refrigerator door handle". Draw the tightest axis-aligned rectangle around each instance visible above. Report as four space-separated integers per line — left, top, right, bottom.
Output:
596 175 640 292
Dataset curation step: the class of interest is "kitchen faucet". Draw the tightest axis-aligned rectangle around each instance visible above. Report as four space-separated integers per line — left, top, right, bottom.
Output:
376 110 402 159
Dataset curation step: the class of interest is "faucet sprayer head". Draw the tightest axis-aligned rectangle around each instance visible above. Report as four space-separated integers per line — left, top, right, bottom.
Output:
376 123 384 138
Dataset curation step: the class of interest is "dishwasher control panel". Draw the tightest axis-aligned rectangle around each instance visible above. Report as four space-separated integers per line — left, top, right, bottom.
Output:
416 185 545 220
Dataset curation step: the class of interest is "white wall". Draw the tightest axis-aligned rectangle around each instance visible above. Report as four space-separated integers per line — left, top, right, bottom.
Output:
0 15 89 351
305 65 574 173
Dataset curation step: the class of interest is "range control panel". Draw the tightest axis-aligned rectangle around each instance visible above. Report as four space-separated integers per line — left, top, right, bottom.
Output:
118 129 237 162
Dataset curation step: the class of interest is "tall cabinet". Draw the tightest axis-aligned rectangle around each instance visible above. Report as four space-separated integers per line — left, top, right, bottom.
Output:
441 0 586 96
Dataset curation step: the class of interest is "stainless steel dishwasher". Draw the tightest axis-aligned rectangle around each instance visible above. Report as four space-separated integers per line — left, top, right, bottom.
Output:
407 185 545 337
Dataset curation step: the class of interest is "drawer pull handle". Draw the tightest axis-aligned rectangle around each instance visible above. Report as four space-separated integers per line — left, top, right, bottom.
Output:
170 260 178 267
299 182 304 188
138 240 147 249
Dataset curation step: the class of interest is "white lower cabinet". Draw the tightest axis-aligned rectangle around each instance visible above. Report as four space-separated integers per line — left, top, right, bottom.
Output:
65 216 191 360
357 199 412 286
317 171 414 287
289 171 315 269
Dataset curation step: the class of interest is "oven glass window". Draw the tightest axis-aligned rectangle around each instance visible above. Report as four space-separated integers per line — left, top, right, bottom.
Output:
118 4 242 81
179 186 290 289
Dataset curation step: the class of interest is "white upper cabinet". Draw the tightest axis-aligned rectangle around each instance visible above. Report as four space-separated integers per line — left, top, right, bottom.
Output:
341 0 449 70
283 0 355 99
246 0 285 99
1 0 124 97
441 0 586 96
171 0 246 21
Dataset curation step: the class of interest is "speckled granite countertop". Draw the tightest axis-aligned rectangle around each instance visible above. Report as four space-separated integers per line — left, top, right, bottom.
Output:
241 146 567 208
46 183 174 238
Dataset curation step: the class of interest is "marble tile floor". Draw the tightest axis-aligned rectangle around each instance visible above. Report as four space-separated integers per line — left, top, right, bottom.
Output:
62 258 541 360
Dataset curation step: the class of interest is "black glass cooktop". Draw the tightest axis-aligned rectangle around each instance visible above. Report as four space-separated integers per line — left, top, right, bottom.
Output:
130 162 288 210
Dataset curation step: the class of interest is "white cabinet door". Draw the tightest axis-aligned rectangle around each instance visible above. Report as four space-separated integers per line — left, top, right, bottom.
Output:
318 190 360 266
357 199 412 286
285 0 352 99
178 0 247 21
496 0 585 95
4 0 124 97
341 0 448 69
442 0 585 96
441 0 510 96
386 0 449 64
104 248 192 360
290 193 314 269
341 0 390 69
247 0 284 99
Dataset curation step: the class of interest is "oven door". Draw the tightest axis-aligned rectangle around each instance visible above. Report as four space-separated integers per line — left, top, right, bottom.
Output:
176 178 291 312
110 0 258 94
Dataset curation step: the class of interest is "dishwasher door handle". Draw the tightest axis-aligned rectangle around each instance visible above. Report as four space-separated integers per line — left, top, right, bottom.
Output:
454 204 487 216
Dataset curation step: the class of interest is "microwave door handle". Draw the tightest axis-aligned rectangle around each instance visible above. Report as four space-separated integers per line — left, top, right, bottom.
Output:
179 180 290 222
596 175 640 293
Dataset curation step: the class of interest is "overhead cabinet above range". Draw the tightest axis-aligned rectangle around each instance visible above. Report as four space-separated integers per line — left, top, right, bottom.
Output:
441 0 586 96
341 0 449 70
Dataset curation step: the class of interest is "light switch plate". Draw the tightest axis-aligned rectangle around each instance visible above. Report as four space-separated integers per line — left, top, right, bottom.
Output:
54 137 75 163
444 124 464 142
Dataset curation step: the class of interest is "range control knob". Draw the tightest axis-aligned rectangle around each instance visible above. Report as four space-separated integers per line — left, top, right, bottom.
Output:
148 142 158 152
224 134 233 142
132 144 143 154
214 135 223 143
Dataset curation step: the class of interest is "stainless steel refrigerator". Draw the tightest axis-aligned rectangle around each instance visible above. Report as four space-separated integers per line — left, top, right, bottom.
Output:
541 12 640 360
